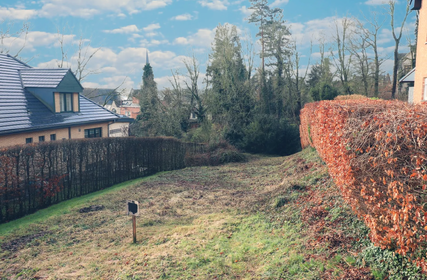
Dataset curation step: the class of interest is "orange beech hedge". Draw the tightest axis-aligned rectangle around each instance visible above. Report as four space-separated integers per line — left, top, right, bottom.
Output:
300 99 427 271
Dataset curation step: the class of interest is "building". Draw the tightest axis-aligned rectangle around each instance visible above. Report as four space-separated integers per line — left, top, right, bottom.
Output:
0 54 128 147
400 68 416 103
412 0 426 103
116 96 140 119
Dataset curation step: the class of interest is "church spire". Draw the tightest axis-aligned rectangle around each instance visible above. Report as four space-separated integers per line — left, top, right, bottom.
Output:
146 49 149 65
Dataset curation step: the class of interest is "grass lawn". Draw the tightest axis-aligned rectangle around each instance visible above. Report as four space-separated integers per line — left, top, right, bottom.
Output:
0 149 424 279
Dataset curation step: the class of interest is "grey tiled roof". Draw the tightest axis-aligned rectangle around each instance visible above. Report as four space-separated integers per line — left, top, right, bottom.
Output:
19 68 69 88
0 54 119 136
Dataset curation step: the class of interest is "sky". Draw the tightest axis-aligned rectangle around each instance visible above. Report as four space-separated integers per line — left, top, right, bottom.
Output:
0 0 417 96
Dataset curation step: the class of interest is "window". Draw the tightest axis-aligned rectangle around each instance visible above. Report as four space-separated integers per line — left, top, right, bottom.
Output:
50 134 56 141
84 127 102 138
59 93 73 112
109 128 121 135
39 136 45 142
26 138 33 144
424 78 427 100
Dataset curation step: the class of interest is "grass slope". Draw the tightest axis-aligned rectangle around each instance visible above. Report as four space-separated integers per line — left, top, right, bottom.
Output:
0 149 425 279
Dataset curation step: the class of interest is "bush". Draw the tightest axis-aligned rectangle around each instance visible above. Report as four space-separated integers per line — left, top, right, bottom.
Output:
310 82 340 101
300 99 427 272
185 140 246 166
239 115 301 156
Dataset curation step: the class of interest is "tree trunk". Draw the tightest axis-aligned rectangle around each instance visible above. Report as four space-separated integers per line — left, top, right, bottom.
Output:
391 41 399 99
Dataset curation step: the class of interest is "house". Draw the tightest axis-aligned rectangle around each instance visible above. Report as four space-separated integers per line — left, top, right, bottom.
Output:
400 68 415 103
412 0 427 103
116 96 140 119
0 54 129 147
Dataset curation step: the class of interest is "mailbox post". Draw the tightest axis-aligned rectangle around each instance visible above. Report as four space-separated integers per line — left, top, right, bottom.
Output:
127 200 139 243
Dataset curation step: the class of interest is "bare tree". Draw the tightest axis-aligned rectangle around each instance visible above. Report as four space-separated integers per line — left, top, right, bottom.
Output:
389 0 411 99
54 26 101 82
349 23 372 96
0 21 30 59
360 12 385 97
331 17 355 95
242 32 256 81
285 40 311 120
183 54 206 122
73 36 101 82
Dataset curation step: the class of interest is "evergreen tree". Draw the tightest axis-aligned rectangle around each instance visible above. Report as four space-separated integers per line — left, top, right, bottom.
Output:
206 23 254 146
136 55 161 136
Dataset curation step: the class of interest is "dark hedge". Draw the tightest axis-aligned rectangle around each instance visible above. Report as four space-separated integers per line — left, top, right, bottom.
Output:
0 137 204 224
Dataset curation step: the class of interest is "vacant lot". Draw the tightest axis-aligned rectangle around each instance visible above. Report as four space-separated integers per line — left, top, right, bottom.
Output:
1 149 417 279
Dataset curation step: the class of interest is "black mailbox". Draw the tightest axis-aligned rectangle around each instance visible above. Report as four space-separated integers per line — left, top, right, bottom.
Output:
127 200 139 216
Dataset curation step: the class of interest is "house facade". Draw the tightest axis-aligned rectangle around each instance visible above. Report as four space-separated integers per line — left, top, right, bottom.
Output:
118 97 140 119
412 0 427 103
0 54 126 147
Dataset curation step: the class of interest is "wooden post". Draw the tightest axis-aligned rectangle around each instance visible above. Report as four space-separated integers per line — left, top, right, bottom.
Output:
132 215 137 243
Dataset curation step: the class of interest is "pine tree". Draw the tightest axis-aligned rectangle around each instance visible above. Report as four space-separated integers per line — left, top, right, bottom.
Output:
136 53 160 136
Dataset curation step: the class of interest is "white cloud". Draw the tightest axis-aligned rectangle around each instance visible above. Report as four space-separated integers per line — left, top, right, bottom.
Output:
0 7 38 20
198 0 229 10
38 0 172 18
1 31 75 55
288 16 358 46
365 0 389 5
140 39 169 47
143 23 161 32
270 0 289 7
239 6 252 16
171 13 193 21
145 32 158 37
103 25 140 34
174 28 216 48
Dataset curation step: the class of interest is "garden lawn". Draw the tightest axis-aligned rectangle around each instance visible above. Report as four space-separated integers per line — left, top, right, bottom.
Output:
0 148 423 279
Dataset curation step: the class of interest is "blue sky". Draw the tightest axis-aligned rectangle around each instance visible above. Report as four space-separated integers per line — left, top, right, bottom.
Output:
0 0 416 95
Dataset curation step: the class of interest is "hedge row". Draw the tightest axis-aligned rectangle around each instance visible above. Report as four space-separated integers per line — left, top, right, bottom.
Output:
0 137 204 224
300 99 427 271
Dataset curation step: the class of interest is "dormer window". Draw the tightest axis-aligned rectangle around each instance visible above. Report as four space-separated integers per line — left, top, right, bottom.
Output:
60 93 73 112
54 92 79 113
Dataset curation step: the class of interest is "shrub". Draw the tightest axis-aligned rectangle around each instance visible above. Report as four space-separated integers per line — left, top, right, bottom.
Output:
240 115 301 156
310 82 340 101
185 141 246 166
300 99 427 272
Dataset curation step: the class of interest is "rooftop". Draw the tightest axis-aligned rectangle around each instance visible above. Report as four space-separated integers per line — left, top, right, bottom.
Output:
0 54 119 136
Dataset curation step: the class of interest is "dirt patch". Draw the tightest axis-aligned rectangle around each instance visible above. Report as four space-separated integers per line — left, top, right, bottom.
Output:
1 231 50 252
79 205 105 213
